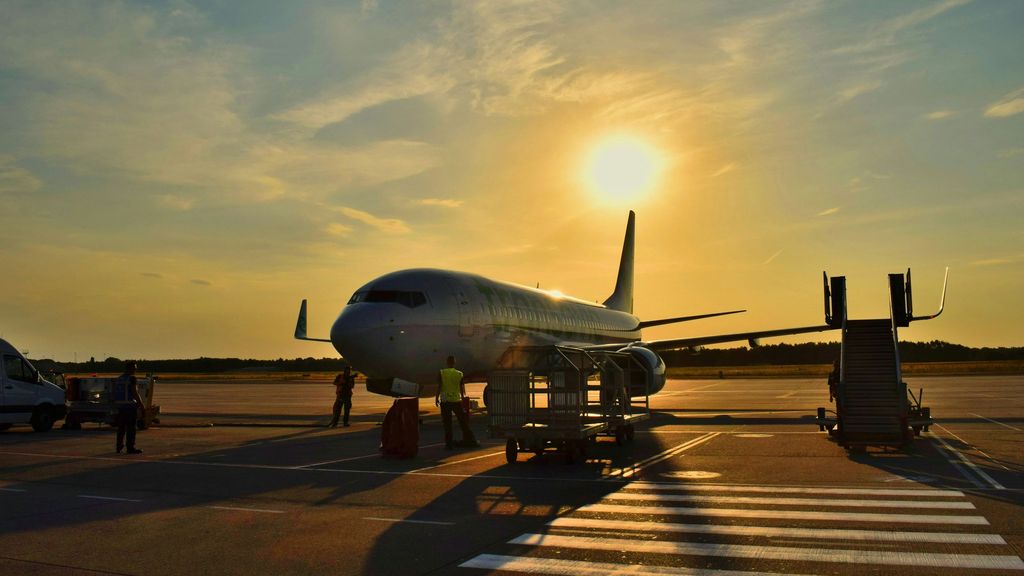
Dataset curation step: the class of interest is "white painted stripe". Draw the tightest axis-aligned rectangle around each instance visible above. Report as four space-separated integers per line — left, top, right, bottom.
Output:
933 430 1006 490
511 533 1024 570
208 505 284 514
364 517 455 526
578 503 990 525
0 487 27 493
970 413 1022 432
78 495 142 502
605 492 975 509
547 517 1007 545
460 553 815 576
296 442 448 468
936 423 1012 472
626 483 965 498
409 450 505 473
610 433 719 479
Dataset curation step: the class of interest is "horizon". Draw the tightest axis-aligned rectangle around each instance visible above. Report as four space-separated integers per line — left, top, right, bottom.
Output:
2 1 1022 361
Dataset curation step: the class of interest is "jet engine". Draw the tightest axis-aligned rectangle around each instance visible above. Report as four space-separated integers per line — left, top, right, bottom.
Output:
617 345 667 397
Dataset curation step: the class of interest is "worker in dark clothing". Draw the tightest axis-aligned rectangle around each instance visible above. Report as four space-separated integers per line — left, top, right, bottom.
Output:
435 355 479 450
113 360 144 454
827 359 840 402
328 366 355 427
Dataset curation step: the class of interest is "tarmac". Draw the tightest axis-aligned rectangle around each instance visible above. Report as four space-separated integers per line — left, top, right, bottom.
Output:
1 375 1021 575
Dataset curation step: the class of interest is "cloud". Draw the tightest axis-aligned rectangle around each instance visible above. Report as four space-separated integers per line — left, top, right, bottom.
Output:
925 110 955 120
984 88 1024 118
970 256 1023 267
762 249 784 265
191 279 212 286
337 206 411 234
158 194 196 211
710 163 738 178
0 156 42 195
817 207 841 217
325 222 352 237
835 79 883 105
418 198 464 208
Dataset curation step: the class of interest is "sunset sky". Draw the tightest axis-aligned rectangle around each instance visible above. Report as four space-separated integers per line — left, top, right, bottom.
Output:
1 0 1021 361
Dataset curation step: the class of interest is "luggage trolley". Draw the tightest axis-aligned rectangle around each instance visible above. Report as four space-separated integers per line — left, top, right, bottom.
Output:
487 346 650 463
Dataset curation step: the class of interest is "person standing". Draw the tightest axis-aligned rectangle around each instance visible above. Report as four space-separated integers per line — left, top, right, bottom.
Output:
435 355 479 449
329 366 355 427
113 360 144 454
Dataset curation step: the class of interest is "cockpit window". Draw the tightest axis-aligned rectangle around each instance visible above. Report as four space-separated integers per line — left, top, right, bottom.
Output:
347 290 427 308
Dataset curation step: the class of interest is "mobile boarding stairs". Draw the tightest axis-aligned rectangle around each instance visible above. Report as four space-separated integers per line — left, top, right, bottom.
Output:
816 269 948 450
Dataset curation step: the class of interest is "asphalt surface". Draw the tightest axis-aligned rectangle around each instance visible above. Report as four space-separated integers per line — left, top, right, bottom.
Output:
1 375 1021 575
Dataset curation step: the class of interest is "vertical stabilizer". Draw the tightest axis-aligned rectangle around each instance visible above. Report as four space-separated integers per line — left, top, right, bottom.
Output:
603 210 635 313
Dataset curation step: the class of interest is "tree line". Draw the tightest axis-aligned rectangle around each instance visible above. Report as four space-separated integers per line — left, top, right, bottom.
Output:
28 340 1024 374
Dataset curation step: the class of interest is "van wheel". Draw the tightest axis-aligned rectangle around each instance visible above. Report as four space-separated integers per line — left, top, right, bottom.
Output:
31 407 55 432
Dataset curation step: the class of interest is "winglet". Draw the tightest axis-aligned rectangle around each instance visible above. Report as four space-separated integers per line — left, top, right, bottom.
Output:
603 210 635 313
295 299 333 342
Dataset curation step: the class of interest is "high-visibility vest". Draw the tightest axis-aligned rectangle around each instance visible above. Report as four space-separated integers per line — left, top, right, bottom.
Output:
438 368 463 402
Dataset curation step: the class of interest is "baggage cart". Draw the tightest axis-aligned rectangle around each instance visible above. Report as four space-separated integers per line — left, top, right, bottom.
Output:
487 346 650 463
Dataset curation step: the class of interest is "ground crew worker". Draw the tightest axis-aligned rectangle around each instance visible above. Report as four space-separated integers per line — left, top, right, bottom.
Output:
328 366 355 427
435 355 479 450
827 359 840 402
113 360 144 454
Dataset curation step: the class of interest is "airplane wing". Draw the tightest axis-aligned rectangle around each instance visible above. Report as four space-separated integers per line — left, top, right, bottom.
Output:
585 324 835 352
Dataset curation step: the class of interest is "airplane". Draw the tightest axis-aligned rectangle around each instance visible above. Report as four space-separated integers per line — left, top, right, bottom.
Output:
295 211 839 399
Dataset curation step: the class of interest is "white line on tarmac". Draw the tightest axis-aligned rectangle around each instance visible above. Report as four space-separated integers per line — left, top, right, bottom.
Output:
546 517 1007 545
409 450 505 473
577 503 990 525
604 492 976 509
364 517 455 526
460 554 815 576
932 427 1005 490
608 433 719 479
625 483 965 497
0 487 27 492
208 506 284 514
509 533 1024 570
936 423 1013 472
970 413 1022 432
78 495 142 502
775 391 797 399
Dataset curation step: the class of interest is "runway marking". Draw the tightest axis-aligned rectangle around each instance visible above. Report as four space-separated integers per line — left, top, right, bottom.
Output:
936 423 1013 471
625 483 965 497
509 533 1024 570
546 517 1008 545
409 450 505 473
364 517 455 526
970 413 1022 432
932 427 1005 490
460 554 814 576
682 383 721 392
607 433 719 479
78 495 142 503
208 505 284 514
604 492 976 509
0 487 27 492
775 391 797 399
577 503 990 525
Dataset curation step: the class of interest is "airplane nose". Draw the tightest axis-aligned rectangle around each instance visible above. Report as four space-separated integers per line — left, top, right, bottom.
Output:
330 305 383 366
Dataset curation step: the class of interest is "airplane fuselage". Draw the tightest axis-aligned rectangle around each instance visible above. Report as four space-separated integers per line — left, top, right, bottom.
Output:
330 268 641 396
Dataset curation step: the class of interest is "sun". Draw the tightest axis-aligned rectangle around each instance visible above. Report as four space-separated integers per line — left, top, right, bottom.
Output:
583 135 664 203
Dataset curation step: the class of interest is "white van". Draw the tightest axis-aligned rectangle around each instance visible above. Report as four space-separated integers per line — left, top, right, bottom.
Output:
0 338 67 432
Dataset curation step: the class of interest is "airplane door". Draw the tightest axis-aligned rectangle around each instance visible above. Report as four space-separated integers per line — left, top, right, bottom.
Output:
2 354 36 423
445 279 474 337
